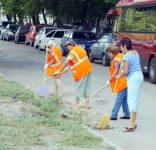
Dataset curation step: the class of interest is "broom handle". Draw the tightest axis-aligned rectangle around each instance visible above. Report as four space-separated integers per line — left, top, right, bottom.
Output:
106 61 123 114
14 69 67 96
43 51 48 86
68 85 108 113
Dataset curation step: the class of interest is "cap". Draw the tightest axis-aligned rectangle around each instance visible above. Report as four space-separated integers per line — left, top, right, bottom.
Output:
46 40 56 51
64 39 75 46
46 40 55 47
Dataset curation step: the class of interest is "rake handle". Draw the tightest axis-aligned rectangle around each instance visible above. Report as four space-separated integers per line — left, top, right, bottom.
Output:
68 85 108 113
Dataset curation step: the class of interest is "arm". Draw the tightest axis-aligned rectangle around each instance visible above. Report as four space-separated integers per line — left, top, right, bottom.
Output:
58 59 70 73
109 65 119 81
116 60 129 79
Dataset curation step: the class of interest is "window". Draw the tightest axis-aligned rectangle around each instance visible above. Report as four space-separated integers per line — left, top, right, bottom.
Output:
120 6 156 32
53 31 64 38
113 16 120 34
73 32 96 40
46 31 55 37
45 28 54 34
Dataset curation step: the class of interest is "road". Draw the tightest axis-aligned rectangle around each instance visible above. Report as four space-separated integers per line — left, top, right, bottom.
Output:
0 40 156 150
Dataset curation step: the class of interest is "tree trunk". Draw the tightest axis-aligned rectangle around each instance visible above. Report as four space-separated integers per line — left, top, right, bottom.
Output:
6 14 12 21
42 10 47 25
96 13 101 36
13 15 17 23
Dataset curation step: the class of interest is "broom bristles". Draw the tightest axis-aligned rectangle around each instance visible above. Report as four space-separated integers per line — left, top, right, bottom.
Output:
96 114 110 129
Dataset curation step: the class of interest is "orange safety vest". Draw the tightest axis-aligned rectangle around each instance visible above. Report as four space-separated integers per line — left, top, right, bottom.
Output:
68 45 93 81
110 53 127 93
46 45 63 78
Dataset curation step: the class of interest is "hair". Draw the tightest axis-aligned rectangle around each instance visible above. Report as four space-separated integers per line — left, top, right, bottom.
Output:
106 44 119 55
120 37 132 50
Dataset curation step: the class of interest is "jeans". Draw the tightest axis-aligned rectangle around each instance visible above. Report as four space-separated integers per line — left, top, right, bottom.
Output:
111 88 130 118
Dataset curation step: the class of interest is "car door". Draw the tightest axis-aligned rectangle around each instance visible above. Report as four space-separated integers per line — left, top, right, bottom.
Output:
91 40 101 58
39 30 56 49
51 31 65 48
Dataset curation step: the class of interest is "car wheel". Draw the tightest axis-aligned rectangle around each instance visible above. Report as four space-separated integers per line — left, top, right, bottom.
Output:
30 40 34 47
34 42 38 49
39 46 43 51
7 36 10 41
25 39 28 45
16 39 19 44
102 54 109 66
149 57 156 84
61 46 67 56
89 50 94 62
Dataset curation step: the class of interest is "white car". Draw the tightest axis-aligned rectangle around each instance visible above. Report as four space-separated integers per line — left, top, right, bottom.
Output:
34 27 55 48
39 29 68 51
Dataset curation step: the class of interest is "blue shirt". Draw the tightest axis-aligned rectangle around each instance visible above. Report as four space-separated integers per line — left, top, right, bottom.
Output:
123 51 141 77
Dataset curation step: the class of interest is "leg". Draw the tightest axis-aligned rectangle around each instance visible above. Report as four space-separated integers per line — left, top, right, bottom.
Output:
56 78 62 96
84 73 91 108
121 88 130 117
75 97 80 106
111 89 126 118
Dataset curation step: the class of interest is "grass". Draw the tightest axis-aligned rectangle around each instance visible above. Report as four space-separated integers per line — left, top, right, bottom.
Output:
0 76 104 149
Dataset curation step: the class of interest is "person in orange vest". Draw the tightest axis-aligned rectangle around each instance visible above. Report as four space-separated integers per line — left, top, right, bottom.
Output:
44 40 63 96
54 39 93 109
105 44 130 120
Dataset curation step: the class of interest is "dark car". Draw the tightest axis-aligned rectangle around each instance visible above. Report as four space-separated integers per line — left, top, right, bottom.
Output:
61 30 97 56
3 24 20 41
0 21 15 40
88 33 112 66
15 25 31 44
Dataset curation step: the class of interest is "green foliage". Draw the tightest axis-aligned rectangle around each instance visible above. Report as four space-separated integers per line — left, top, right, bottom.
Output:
0 0 118 30
0 76 103 149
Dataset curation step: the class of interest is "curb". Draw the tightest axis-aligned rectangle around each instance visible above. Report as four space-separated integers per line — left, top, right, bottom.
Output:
83 126 124 150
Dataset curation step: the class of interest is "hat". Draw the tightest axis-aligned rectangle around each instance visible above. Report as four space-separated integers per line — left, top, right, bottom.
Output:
46 40 56 51
46 40 55 47
64 39 75 46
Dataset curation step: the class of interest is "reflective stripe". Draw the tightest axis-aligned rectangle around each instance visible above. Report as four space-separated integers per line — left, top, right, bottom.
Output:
52 52 59 62
114 58 121 62
50 61 61 67
70 55 88 69
70 50 81 61
49 51 61 67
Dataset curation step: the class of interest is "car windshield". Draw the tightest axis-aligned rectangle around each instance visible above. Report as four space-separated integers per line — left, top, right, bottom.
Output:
19 26 30 32
2 22 14 27
45 28 54 34
10 25 19 31
73 32 96 40
36 26 45 32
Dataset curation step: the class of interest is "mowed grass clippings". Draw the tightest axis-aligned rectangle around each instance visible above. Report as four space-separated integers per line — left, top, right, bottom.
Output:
0 76 103 149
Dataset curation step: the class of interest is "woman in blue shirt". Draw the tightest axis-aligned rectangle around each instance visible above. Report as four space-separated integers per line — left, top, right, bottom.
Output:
116 37 143 132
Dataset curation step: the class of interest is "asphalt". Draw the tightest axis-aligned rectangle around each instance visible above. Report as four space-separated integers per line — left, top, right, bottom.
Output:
0 40 156 150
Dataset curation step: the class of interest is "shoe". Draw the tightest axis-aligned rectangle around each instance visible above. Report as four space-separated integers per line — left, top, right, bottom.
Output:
110 117 117 120
120 116 130 119
123 127 134 132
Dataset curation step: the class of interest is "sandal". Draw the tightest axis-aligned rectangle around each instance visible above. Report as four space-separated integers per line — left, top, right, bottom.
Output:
123 127 134 132
80 105 91 109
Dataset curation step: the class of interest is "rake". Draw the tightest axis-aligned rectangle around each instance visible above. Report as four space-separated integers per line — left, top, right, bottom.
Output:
61 85 109 118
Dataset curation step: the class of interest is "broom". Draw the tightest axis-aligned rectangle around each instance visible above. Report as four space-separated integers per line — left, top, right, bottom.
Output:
13 67 69 99
38 51 49 97
96 80 118 129
96 62 123 129
61 85 109 118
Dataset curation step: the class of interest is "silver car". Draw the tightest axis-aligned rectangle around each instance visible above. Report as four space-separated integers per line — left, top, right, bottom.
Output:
89 33 112 66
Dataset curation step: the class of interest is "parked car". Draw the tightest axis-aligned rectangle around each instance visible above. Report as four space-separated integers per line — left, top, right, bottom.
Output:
0 21 15 40
39 29 69 51
2 24 20 41
25 24 49 46
61 30 97 56
34 26 55 48
88 33 112 66
14 25 31 44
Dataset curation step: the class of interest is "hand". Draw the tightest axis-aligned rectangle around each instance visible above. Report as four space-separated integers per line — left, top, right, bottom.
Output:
44 64 48 70
116 75 120 80
53 70 60 76
105 80 110 87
